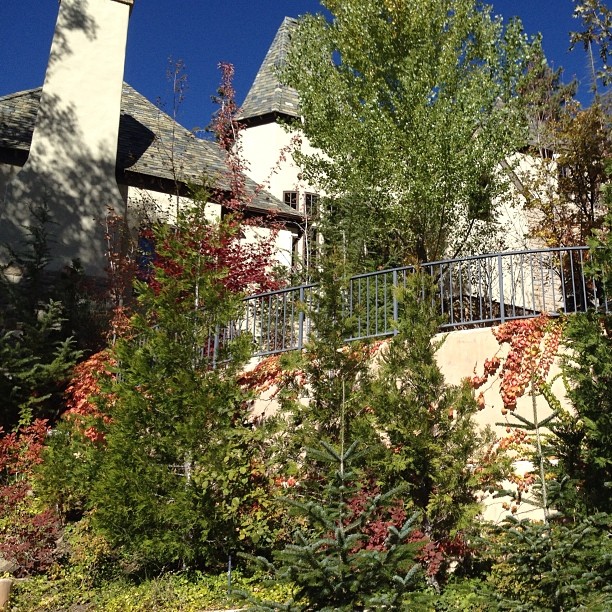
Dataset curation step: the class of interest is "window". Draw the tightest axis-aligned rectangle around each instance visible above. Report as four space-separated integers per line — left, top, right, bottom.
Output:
305 193 319 218
136 225 156 281
284 191 298 209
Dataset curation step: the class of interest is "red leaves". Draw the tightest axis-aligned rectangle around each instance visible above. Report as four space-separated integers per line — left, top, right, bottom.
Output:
238 355 306 396
0 419 49 480
63 350 115 444
146 216 284 301
494 316 563 411
211 62 240 153
471 315 564 412
417 535 470 577
345 486 411 552
0 420 61 576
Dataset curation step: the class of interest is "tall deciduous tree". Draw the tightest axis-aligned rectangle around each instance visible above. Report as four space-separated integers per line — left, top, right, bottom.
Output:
571 0 612 93
282 0 536 267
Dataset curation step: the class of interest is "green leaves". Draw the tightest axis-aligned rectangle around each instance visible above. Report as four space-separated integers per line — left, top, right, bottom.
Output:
283 0 535 266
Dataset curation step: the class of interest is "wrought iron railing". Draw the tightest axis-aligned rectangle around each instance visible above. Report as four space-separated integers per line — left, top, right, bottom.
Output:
236 246 608 357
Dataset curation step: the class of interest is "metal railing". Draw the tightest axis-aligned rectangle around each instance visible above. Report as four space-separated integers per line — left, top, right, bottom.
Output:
237 246 608 357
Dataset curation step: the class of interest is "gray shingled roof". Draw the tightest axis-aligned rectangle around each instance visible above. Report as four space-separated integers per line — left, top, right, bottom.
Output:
0 84 301 220
0 88 41 152
238 17 301 122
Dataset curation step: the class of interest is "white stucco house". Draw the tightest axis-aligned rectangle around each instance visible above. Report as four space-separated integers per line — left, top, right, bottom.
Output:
0 0 304 277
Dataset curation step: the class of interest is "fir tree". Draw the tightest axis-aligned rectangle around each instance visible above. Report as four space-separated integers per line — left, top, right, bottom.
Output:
242 441 426 611
86 201 282 571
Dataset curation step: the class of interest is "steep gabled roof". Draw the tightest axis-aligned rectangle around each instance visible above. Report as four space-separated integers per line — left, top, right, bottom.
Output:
238 17 301 123
0 84 301 220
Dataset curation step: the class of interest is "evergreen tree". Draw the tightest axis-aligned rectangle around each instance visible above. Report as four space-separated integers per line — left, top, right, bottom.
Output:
0 205 82 429
274 260 508 586
364 279 504 546
81 201 283 571
242 441 426 611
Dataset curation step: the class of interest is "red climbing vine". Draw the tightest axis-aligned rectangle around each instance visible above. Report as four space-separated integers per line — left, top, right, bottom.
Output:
471 315 564 413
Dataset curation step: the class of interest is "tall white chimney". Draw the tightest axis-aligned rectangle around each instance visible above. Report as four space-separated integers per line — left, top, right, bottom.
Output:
1 0 134 275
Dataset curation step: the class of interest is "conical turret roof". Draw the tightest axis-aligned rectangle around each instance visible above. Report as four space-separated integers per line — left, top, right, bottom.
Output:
238 17 301 123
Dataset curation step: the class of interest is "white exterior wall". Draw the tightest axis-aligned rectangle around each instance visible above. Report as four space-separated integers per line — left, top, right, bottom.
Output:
126 187 221 226
1 0 133 275
0 164 20 202
240 121 321 212
242 223 295 271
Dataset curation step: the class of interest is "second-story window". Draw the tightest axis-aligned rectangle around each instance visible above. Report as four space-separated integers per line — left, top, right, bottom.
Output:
284 191 298 209
305 193 319 218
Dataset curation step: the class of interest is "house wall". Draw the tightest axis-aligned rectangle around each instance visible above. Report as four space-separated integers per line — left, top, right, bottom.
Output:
0 0 133 275
240 121 320 208
0 163 20 201
126 186 295 271
242 223 295 271
126 187 221 226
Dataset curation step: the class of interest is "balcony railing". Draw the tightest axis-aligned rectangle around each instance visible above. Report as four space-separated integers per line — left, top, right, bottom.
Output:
235 246 608 357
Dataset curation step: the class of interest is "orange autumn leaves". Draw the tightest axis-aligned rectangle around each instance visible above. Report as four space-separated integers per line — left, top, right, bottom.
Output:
470 315 564 413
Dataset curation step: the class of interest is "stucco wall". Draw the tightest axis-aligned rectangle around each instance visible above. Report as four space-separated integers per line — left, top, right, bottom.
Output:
240 121 320 205
0 163 20 202
0 0 132 275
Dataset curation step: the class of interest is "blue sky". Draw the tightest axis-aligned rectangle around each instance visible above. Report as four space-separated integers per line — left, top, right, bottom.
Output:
0 1 607 136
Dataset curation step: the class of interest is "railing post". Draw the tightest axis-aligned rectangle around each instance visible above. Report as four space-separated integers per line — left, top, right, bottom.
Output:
297 286 305 351
212 323 220 369
497 254 505 323
392 269 399 335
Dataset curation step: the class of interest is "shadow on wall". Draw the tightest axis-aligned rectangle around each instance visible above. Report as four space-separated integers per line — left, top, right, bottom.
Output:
0 0 130 276
1 90 126 276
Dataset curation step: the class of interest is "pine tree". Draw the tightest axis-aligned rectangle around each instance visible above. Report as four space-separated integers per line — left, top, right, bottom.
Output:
87 201 282 571
242 441 426 611
0 205 82 429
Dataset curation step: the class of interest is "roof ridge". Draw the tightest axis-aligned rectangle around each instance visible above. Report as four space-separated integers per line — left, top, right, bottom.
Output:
0 87 43 103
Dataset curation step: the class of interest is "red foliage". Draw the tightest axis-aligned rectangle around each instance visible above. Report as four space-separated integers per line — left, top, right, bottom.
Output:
238 354 306 396
470 315 563 411
342 485 470 579
345 485 414 552
416 534 470 577
147 217 283 297
63 350 115 445
0 420 61 576
211 62 241 155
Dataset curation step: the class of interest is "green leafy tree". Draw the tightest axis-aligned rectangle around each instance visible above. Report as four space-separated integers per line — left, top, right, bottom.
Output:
282 0 536 267
512 68 610 250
